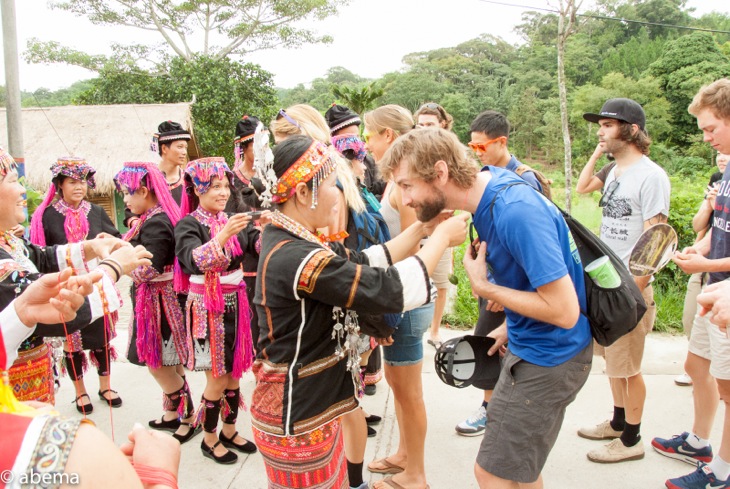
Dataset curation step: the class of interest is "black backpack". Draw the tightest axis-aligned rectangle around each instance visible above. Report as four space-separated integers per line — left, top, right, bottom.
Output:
489 182 647 347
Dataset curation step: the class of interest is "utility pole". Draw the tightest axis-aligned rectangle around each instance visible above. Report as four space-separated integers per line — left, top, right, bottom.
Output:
1 0 24 160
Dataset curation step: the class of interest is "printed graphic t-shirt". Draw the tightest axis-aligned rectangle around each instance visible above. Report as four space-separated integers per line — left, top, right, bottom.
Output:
600 156 670 266
709 164 730 284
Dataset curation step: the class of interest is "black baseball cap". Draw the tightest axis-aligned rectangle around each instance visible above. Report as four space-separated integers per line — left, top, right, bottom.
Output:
583 98 646 131
434 335 501 389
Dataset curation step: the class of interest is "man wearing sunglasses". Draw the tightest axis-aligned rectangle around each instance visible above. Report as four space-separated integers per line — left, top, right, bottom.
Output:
454 110 547 439
379 127 593 489
578 98 670 465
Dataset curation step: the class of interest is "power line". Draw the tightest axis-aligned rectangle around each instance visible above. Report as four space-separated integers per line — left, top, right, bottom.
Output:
476 0 730 35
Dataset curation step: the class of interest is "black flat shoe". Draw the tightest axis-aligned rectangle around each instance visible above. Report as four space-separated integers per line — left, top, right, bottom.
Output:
368 426 377 437
365 414 382 425
149 416 181 432
98 389 123 408
201 440 238 465
173 422 202 444
219 431 257 454
74 394 93 414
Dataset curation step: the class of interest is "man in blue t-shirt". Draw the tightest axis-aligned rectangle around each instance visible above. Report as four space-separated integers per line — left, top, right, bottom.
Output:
379 127 592 489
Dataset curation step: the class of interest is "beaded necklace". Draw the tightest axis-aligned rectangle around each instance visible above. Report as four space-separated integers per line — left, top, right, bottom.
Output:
270 211 334 250
0 232 38 274
191 207 243 257
53 199 91 243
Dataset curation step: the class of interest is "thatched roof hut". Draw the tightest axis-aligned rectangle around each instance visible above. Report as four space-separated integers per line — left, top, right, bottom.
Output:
0 102 198 195
0 103 198 229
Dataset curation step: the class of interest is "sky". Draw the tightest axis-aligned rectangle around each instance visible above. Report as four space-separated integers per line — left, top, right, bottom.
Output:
0 0 728 92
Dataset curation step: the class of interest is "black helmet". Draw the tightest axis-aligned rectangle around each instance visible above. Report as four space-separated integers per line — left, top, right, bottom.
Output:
434 335 501 389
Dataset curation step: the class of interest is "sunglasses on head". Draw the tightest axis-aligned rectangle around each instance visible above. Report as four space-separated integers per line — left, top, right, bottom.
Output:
276 109 300 129
599 180 620 207
468 137 506 153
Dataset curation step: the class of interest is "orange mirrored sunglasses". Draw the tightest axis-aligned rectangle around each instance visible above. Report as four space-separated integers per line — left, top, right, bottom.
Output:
468 136 506 153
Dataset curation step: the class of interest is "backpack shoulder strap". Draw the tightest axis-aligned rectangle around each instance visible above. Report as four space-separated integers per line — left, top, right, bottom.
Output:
489 182 530 219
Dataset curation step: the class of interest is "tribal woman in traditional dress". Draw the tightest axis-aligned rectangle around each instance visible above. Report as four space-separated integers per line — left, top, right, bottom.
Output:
251 134 468 489
125 121 191 229
268 106 383 489
29 157 123 414
114 162 199 445
0 147 150 410
175 157 259 464
225 115 270 356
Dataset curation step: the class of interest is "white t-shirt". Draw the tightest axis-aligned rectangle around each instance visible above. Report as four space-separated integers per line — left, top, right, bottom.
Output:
599 155 671 266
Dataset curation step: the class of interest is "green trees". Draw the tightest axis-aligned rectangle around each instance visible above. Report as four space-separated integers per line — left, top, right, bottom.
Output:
649 32 730 143
76 55 276 162
28 0 348 70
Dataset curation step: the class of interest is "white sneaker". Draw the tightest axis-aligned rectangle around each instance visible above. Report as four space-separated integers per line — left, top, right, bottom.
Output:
587 438 645 463
455 405 487 436
577 420 623 440
675 373 693 386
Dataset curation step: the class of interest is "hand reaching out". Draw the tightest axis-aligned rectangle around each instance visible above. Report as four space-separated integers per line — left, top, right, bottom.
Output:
15 268 103 327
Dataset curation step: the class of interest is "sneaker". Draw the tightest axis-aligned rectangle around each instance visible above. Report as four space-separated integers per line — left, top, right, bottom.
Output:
666 463 730 489
675 374 693 386
577 420 623 440
455 405 487 437
652 432 713 465
587 438 645 463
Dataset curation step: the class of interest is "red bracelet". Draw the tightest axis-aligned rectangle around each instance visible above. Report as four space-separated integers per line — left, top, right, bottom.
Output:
131 462 178 489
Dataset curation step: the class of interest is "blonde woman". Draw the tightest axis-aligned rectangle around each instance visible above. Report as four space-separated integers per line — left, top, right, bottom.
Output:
364 104 434 489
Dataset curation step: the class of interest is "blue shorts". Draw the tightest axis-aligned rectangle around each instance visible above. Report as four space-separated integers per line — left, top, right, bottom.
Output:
383 303 434 367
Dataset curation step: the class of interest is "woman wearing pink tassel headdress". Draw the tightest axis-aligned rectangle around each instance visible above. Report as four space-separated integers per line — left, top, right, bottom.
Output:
29 156 123 414
175 156 261 464
113 161 199 444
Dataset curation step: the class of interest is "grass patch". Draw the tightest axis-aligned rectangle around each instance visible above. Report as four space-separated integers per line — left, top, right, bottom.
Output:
653 280 685 334
442 241 479 330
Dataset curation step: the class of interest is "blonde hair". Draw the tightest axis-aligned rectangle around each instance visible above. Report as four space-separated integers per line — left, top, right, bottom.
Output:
270 104 332 144
689 78 730 121
270 104 365 213
380 127 478 189
363 105 414 137
334 154 366 214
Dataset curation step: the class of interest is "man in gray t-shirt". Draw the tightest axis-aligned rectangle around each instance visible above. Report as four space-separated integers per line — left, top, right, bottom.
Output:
578 98 671 464
600 155 671 265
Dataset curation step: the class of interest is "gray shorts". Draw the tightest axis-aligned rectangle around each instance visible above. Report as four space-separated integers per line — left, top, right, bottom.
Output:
476 342 592 483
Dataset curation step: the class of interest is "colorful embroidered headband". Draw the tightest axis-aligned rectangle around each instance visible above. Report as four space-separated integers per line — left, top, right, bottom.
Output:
184 157 232 195
332 134 367 163
0 147 17 176
272 140 338 208
114 162 181 226
51 157 97 189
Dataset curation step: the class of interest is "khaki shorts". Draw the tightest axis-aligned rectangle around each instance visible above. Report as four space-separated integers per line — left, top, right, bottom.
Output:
688 287 730 380
431 247 453 289
594 285 656 378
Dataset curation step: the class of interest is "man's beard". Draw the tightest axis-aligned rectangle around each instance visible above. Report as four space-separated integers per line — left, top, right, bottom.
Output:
415 189 447 222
